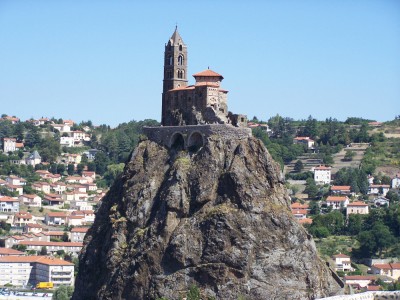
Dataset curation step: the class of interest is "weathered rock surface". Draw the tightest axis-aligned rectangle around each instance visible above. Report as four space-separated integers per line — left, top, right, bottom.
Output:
72 136 342 300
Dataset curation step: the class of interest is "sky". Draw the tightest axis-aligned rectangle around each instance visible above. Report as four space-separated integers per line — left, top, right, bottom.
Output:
0 1 399 127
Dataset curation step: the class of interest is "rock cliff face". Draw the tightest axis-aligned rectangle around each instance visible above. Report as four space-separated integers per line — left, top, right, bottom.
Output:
72 135 341 300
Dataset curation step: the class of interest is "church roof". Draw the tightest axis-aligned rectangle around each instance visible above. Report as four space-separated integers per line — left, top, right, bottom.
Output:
193 69 224 80
28 150 41 160
169 27 185 46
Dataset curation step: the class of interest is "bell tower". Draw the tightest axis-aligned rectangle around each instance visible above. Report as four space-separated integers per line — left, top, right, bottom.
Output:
162 27 188 125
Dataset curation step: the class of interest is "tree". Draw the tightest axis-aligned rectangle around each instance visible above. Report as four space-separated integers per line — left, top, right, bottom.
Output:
52 285 74 300
67 164 75 176
294 160 304 173
62 232 69 242
386 190 400 203
343 150 356 161
309 201 320 215
347 214 366 235
94 151 109 175
40 246 47 255
304 178 318 199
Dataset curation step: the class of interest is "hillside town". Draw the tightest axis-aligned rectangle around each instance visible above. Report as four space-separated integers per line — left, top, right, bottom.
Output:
1 113 400 296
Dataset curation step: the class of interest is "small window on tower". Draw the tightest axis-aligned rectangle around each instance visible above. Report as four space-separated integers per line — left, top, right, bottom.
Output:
169 56 173 65
178 55 184 66
179 45 183 51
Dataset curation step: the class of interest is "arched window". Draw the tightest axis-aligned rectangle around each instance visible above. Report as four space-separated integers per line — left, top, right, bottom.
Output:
168 56 173 65
178 70 182 79
179 45 183 51
178 55 184 66
181 70 185 79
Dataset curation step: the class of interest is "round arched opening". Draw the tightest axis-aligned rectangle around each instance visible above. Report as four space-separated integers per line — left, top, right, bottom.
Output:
170 132 185 151
188 132 204 152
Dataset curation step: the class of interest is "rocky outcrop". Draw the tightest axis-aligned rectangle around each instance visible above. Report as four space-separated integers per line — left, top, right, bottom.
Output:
72 135 342 300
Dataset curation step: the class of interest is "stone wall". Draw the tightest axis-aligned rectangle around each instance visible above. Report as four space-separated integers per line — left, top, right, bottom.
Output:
143 124 252 150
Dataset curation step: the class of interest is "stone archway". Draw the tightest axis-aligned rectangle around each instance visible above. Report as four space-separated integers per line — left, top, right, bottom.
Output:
187 131 204 152
170 132 185 151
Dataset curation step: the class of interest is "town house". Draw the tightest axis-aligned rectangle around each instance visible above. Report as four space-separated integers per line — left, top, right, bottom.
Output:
0 196 19 212
326 196 349 210
346 201 369 215
313 165 331 185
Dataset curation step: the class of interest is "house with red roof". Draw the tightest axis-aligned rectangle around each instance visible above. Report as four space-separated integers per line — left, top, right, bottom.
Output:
0 247 25 257
0 196 19 212
70 227 89 243
326 196 349 210
330 185 351 196
13 212 35 227
313 165 331 185
19 194 42 207
332 254 353 272
45 212 68 225
293 136 315 149
346 201 369 215
369 184 390 197
371 263 400 280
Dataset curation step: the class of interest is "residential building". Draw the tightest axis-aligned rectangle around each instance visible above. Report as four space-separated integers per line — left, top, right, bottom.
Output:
2 233 50 248
371 263 400 280
392 174 400 189
2 116 20 124
25 150 41 166
346 201 369 215
45 212 68 225
0 256 74 287
330 185 351 196
67 215 85 226
19 194 42 207
18 241 83 255
6 175 26 186
3 137 16 152
369 184 390 196
313 165 331 185
70 227 89 243
24 223 43 234
32 182 51 194
344 275 376 288
0 196 19 212
374 196 390 207
13 212 34 227
332 254 353 272
326 196 349 210
293 136 315 149
43 193 64 206
5 183 23 195
60 136 75 147
0 248 25 257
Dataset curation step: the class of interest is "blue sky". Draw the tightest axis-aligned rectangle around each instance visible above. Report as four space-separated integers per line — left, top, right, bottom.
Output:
0 1 399 126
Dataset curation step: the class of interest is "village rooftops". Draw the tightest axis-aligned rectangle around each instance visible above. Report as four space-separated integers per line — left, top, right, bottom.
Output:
0 248 25 256
0 255 74 266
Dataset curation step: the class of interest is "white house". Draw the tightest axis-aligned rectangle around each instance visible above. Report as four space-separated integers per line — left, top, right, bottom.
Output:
25 150 41 166
326 196 349 210
45 212 68 225
60 136 75 147
369 184 390 196
293 136 315 149
19 194 42 207
0 196 20 212
3 137 16 152
371 263 400 280
18 241 83 256
13 212 35 227
344 275 376 288
346 201 369 215
374 196 390 207
70 227 89 243
392 174 400 189
313 165 331 185
332 254 353 272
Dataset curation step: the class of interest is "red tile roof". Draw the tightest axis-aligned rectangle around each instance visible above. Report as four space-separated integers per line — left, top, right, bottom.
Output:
0 248 25 256
333 253 350 258
0 255 74 266
315 165 331 170
298 218 313 225
330 186 351 191
19 241 82 247
193 69 223 78
71 227 89 233
0 196 18 202
326 196 348 202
